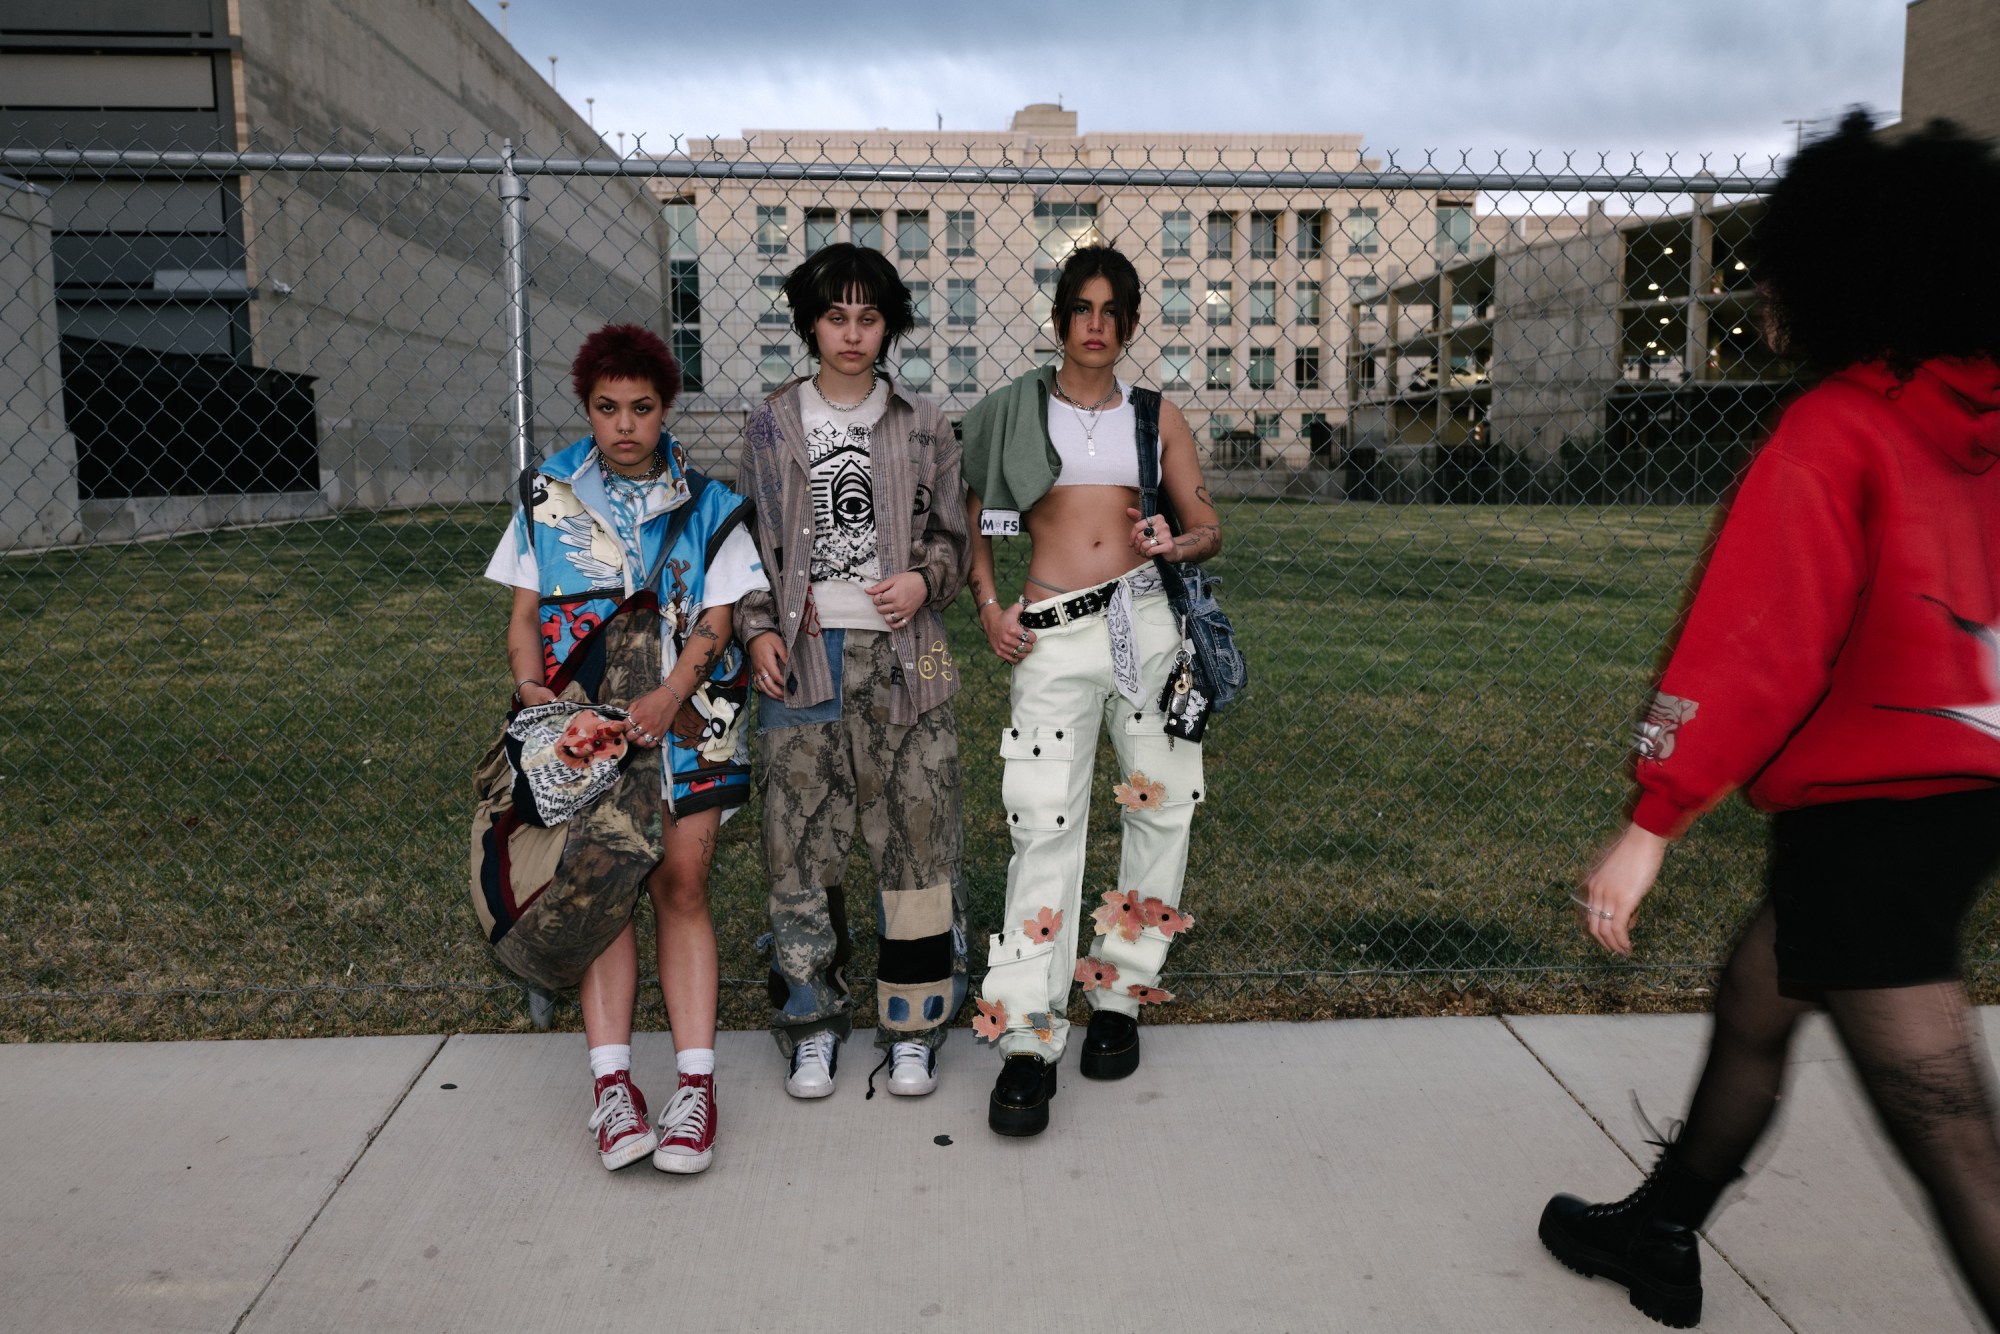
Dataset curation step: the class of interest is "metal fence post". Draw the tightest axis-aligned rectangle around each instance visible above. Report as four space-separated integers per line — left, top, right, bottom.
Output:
500 138 534 475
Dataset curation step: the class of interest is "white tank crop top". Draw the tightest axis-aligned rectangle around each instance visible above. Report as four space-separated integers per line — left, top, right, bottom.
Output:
1048 380 1143 487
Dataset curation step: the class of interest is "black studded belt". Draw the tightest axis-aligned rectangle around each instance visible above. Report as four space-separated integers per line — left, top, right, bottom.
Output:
1019 578 1122 629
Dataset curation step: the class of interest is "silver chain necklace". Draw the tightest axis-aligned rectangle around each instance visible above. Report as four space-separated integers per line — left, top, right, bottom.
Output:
812 368 877 412
1053 377 1119 456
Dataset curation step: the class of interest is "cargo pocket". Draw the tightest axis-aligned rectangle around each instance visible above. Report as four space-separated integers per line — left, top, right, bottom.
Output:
999 726 1077 832
1119 715 1206 811
981 930 1061 1024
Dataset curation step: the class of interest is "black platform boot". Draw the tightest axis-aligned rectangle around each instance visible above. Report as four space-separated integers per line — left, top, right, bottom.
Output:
1538 1148 1732 1329
988 1054 1058 1137
1078 1009 1140 1080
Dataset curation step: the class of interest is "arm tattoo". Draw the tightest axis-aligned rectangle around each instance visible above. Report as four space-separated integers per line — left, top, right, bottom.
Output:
1195 485 1214 509
1171 523 1222 562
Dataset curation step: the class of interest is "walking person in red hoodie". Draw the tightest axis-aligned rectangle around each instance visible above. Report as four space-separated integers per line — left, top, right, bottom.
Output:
1540 112 2000 1329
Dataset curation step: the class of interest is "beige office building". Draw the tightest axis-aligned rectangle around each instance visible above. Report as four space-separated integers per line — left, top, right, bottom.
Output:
654 104 1494 486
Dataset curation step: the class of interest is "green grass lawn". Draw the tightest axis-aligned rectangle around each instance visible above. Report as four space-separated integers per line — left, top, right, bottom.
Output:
5 500 1992 1040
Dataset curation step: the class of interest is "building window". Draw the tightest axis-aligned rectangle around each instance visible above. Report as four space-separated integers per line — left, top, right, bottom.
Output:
1345 206 1378 255
1207 412 1237 443
1249 280 1277 326
756 205 789 255
669 259 701 324
945 208 976 256
1204 280 1233 326
1294 347 1322 389
899 345 934 391
1436 202 1474 258
1033 267 1060 331
759 343 795 391
1295 280 1322 326
1354 274 1382 322
909 280 932 326
756 273 788 326
1249 347 1277 390
1255 411 1282 442
946 346 979 393
1205 348 1233 389
1297 210 1326 260
851 208 883 252
1161 210 1192 258
1034 201 1099 262
1359 356 1379 389
1206 210 1234 260
1160 345 1192 390
1250 211 1280 259
947 277 977 326
805 209 838 255
1161 277 1193 325
897 210 930 258
663 198 698 257
672 328 703 393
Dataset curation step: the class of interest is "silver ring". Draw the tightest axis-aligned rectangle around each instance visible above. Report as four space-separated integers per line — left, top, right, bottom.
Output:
1570 895 1613 920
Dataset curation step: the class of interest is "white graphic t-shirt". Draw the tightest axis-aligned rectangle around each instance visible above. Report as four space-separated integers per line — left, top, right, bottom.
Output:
804 376 893 630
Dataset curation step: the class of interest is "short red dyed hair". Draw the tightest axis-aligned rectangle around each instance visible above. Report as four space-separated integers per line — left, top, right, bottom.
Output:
570 324 682 408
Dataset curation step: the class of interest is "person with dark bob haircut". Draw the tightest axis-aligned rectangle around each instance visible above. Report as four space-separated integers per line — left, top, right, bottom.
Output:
484 323 768 1176
958 243 1223 1137
784 241 916 363
1540 112 2000 1328
736 241 971 1101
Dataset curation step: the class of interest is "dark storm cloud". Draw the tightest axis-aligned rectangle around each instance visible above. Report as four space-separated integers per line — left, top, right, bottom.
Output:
492 0 1905 161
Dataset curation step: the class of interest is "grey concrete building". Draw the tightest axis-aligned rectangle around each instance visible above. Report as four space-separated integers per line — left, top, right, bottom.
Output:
0 0 665 547
0 174 82 548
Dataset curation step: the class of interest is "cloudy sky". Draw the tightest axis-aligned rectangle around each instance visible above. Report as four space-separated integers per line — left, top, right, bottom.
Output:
489 0 1906 167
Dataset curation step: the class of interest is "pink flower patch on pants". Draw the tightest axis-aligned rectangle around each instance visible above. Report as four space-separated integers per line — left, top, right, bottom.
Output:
1074 957 1120 992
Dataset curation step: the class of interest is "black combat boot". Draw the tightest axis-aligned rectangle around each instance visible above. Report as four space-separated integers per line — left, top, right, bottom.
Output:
988 1054 1057 1137
1078 1009 1140 1080
1539 1148 1732 1328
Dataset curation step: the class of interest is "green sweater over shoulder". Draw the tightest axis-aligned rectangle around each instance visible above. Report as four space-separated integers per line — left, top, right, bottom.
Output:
958 365 1061 534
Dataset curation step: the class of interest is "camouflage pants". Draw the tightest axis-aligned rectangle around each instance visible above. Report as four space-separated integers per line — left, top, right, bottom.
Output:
758 628 966 1055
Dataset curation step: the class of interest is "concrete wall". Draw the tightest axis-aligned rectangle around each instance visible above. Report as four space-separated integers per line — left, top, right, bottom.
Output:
236 0 668 514
0 176 84 549
1488 227 1621 459
1902 0 2000 144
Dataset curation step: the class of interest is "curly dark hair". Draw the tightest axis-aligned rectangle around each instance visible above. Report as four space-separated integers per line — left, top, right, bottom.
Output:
1752 110 2000 376
569 323 682 407
783 242 915 363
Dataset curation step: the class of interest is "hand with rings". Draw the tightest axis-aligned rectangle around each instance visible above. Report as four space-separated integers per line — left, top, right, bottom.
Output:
747 630 789 702
864 570 926 629
979 596 1036 665
1124 507 1175 559
1575 822 1670 957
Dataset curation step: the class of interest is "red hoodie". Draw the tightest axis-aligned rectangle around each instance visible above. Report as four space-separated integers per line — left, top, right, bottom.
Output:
1630 357 2000 838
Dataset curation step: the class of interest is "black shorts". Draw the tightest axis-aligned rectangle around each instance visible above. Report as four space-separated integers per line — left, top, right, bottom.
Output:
1768 785 2000 990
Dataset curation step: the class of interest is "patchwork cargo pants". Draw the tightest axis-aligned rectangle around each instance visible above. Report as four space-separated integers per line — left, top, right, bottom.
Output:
759 628 967 1055
980 588 1204 1061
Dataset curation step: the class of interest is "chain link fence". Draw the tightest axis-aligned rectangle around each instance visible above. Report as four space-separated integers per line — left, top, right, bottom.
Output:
5 134 1986 1041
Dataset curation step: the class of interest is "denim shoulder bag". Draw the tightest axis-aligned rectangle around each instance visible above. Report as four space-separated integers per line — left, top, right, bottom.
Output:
1130 387 1248 713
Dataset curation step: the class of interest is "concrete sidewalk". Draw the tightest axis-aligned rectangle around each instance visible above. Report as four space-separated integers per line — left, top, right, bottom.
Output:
0 1014 1988 1333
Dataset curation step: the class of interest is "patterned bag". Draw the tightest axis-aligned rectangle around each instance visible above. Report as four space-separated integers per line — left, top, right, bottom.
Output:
1130 387 1249 712
469 594 666 992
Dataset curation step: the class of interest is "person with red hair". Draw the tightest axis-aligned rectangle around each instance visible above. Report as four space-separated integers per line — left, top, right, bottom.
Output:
485 323 767 1176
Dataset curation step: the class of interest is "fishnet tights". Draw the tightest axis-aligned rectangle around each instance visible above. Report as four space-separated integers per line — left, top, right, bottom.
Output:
1675 902 2000 1322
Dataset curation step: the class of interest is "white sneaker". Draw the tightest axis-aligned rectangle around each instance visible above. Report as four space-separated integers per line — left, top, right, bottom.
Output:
886 1040 938 1097
785 1030 839 1099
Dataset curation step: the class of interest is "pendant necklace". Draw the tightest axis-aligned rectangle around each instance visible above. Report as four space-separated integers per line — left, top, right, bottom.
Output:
1053 376 1119 456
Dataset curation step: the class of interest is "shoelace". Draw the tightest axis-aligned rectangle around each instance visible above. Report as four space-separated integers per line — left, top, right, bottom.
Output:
866 1041 932 1100
794 1030 837 1072
587 1079 643 1141
657 1082 710 1144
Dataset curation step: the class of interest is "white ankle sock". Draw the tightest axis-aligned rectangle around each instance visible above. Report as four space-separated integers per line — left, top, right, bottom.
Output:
588 1044 632 1082
676 1047 715 1077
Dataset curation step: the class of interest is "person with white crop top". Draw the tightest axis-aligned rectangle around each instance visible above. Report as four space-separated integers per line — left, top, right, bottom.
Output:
959 244 1224 1137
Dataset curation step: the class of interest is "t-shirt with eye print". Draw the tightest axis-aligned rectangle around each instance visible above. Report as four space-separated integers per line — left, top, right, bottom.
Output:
803 375 892 630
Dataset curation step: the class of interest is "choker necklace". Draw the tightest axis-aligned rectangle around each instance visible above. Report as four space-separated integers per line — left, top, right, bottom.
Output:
813 368 878 412
1052 376 1120 456
607 450 668 483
